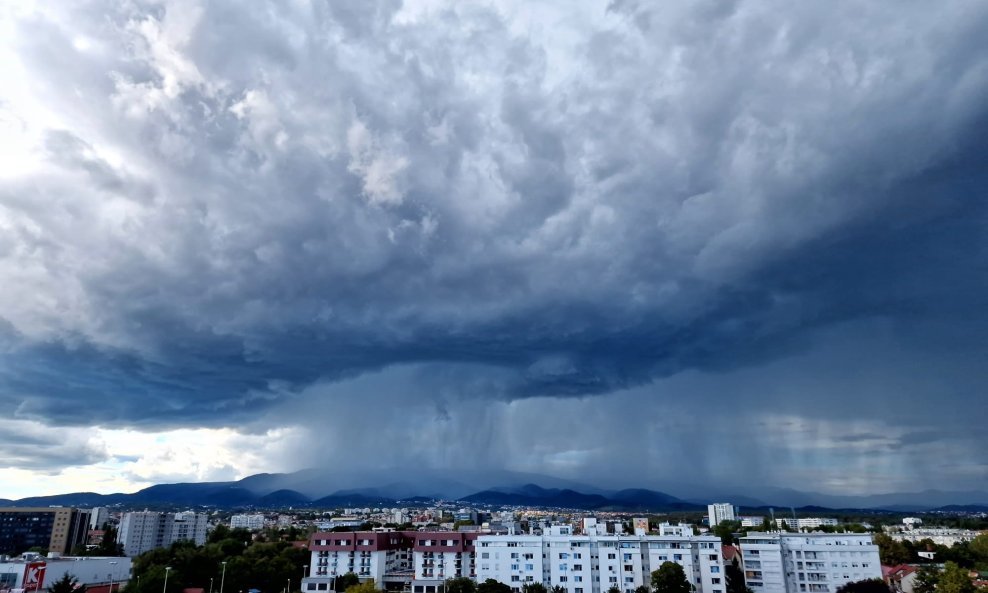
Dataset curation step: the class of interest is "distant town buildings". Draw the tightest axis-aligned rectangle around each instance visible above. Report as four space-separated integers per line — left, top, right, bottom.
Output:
739 533 882 593
117 511 208 557
887 528 979 547
0 508 92 556
708 503 737 526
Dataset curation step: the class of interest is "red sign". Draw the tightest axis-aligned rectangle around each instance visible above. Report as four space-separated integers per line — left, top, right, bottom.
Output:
23 562 46 592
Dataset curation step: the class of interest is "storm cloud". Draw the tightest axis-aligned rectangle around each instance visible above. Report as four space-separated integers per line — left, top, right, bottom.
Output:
0 0 986 494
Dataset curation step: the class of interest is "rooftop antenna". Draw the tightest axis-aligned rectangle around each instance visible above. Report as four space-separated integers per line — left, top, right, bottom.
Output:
791 507 798 532
769 508 776 531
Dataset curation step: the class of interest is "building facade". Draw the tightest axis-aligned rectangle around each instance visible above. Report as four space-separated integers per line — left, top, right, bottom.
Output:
230 514 266 531
0 508 91 556
476 521 725 593
739 533 882 593
776 519 840 531
117 512 208 557
304 524 724 593
708 504 736 527
0 555 132 593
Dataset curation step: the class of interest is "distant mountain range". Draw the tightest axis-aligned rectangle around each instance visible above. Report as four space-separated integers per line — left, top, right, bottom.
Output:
3 468 987 513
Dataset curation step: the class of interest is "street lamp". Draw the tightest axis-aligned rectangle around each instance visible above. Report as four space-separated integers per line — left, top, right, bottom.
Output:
302 566 308 581
220 562 228 593
109 561 118 593
162 567 172 593
209 578 214 593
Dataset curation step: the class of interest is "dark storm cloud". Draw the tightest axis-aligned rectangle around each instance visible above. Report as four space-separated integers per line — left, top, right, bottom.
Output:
1 0 987 488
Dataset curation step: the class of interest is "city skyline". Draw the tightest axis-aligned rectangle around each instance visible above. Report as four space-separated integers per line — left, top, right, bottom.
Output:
1 0 987 499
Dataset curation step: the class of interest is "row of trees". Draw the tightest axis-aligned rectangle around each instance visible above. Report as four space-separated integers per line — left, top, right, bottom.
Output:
120 526 308 593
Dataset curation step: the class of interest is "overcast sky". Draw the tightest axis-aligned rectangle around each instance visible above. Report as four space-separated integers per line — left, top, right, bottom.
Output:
1 0 987 500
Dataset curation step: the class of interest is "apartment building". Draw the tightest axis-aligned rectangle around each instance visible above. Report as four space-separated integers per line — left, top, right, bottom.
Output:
0 508 92 556
117 511 208 557
230 514 267 531
739 533 882 593
776 519 839 531
708 504 736 527
477 520 725 593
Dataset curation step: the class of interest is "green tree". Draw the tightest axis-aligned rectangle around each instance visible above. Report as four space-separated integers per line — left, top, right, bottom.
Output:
521 584 547 593
549 587 566 593
873 534 912 566
725 562 752 593
477 580 512 593
345 581 377 593
334 573 360 593
96 525 125 556
635 585 652 593
48 574 87 593
446 577 478 593
714 521 741 545
606 586 622 593
834 579 888 593
913 565 940 593
970 532 988 563
651 562 692 593
937 562 975 593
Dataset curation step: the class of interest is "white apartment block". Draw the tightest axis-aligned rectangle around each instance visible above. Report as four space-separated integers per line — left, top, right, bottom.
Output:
476 520 725 593
777 519 839 530
708 504 736 526
231 514 267 530
889 529 979 547
740 517 765 528
88 507 110 530
739 533 881 593
117 511 208 557
171 512 208 546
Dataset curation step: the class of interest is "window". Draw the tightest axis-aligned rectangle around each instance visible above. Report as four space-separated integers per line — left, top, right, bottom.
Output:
574 553 582 559
526 564 534 571
482 553 490 559
608 554 616 560
512 553 519 559
560 577 568 583
623 554 633 561
560 553 570 560
511 577 520 582
574 577 583 583
574 565 583 571
711 567 720 573
709 555 718 561
609 577 618 583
